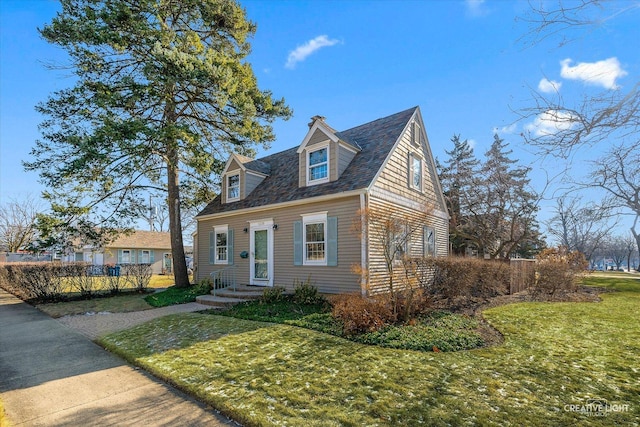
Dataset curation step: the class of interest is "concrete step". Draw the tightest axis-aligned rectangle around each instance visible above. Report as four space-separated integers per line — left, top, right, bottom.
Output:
195 294 249 307
214 286 263 300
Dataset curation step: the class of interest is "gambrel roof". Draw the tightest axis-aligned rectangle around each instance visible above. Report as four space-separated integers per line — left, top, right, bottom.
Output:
197 107 418 217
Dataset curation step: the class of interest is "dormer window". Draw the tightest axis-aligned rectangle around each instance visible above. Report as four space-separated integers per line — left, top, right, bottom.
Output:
307 146 329 185
227 173 240 201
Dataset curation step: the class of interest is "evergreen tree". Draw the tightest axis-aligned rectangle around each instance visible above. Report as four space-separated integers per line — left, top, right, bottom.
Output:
469 134 540 258
25 0 292 287
437 134 479 255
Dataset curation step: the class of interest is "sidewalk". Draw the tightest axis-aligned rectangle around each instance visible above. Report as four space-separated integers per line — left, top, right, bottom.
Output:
0 289 235 426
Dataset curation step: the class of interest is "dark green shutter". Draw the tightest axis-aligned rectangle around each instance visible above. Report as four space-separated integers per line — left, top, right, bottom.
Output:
117 249 123 264
293 221 302 266
150 250 155 263
209 231 215 264
327 216 338 266
227 229 234 265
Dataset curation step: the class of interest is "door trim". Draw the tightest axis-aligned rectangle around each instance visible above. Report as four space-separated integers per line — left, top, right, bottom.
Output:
249 219 274 287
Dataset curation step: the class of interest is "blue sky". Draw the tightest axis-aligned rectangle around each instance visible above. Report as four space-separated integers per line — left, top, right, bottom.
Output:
1 0 638 238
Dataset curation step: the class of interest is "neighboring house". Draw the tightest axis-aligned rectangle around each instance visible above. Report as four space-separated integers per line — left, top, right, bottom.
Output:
195 106 449 295
64 230 174 275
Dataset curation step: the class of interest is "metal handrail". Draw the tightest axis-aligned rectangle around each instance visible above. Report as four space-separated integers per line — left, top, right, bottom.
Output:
211 265 237 297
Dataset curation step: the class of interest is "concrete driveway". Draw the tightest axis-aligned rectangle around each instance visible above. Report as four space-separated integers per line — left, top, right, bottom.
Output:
0 289 235 426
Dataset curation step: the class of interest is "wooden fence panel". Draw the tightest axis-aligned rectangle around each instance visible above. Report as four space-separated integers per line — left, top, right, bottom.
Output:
510 259 536 294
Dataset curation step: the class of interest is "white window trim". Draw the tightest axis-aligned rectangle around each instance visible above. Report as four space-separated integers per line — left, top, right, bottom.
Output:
121 249 133 264
214 225 229 265
302 212 328 266
409 153 423 192
140 249 151 264
226 171 240 202
306 144 330 186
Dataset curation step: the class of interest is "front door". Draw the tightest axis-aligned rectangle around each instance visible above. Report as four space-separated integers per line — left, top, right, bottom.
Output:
250 220 273 286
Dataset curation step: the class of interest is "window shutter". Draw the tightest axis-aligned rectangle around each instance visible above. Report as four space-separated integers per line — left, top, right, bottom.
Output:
117 249 122 264
293 221 303 266
139 250 143 264
209 231 215 264
150 251 155 263
327 216 338 266
228 229 234 265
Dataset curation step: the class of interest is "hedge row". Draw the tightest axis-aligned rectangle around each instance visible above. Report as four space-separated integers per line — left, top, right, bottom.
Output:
0 263 152 302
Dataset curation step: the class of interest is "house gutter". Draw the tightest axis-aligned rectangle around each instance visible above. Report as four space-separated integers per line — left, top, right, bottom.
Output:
360 191 369 296
195 189 367 222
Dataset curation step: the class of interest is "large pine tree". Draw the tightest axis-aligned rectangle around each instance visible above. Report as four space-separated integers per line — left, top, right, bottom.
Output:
25 0 291 287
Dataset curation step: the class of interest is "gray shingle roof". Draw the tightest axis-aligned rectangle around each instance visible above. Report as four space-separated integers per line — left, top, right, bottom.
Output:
197 107 417 217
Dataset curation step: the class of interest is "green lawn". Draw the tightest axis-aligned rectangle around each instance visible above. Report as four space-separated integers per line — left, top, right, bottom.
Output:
98 276 640 426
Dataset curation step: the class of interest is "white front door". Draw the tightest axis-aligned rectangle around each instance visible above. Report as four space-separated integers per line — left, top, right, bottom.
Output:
250 220 273 286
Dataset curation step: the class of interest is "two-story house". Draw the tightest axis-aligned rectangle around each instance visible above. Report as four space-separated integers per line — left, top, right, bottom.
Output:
194 106 448 295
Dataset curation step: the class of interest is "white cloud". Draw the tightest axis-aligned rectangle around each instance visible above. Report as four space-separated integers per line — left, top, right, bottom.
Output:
468 139 477 149
538 78 562 94
493 123 518 135
525 110 578 137
465 0 488 17
560 57 627 89
285 35 341 69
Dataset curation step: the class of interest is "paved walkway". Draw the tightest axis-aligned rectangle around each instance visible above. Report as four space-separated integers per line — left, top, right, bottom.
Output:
56 302 213 340
0 289 234 427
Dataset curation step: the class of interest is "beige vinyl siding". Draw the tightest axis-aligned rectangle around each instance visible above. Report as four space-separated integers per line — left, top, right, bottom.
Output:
196 196 363 294
366 197 448 294
372 121 446 213
338 144 357 177
245 171 264 198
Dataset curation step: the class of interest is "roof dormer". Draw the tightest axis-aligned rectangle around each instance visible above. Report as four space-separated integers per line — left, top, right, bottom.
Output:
297 115 360 188
220 153 270 204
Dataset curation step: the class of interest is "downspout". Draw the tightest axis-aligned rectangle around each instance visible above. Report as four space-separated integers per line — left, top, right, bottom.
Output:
360 191 368 296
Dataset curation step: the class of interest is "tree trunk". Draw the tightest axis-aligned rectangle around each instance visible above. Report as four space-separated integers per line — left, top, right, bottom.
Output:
167 147 190 288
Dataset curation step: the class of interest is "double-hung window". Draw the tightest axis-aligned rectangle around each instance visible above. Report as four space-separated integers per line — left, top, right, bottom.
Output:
140 250 151 264
307 146 329 184
424 226 436 257
227 174 240 201
409 154 423 191
302 212 327 265
214 226 228 264
121 249 132 264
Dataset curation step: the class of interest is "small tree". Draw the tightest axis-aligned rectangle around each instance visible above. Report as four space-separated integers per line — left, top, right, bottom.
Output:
352 207 432 321
0 196 42 253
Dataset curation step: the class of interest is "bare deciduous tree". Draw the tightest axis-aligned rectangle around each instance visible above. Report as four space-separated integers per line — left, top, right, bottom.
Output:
519 0 640 257
545 196 618 264
0 196 42 252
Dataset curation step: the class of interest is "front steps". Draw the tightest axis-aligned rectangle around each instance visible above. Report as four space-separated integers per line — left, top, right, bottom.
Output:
196 284 264 308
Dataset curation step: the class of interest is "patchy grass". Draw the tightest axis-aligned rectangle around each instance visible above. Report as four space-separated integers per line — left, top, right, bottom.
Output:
99 276 640 426
144 281 211 307
38 292 153 318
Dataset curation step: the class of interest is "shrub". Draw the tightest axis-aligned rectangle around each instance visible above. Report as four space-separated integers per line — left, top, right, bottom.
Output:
419 257 510 301
121 263 152 291
532 247 588 298
292 276 325 305
331 293 395 335
261 286 286 304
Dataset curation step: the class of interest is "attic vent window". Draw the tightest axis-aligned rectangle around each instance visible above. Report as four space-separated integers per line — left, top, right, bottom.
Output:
227 174 240 201
308 146 329 184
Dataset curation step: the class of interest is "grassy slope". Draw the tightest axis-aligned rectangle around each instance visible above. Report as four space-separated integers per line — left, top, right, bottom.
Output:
99 276 640 426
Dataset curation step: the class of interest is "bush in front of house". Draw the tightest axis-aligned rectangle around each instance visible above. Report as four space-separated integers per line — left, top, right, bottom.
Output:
261 285 287 304
292 276 326 305
417 257 510 301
